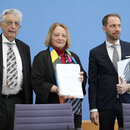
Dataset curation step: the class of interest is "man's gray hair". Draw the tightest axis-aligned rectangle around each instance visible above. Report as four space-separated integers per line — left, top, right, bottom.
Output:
0 9 22 23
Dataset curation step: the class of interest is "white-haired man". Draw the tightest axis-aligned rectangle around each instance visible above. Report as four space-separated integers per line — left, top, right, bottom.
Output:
0 9 32 130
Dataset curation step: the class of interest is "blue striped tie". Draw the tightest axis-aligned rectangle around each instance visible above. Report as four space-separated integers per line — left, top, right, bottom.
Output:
66 98 81 114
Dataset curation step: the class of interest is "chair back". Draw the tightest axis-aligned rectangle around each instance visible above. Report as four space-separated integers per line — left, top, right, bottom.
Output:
14 103 74 130
122 103 130 130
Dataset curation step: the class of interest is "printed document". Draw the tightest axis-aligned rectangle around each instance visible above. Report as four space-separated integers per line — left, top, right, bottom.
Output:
117 58 130 83
56 64 83 98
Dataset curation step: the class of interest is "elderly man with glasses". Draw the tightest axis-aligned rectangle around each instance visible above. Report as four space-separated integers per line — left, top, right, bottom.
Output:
0 9 32 130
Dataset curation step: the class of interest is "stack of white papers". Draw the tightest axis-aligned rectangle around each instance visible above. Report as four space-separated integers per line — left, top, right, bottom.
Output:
56 64 83 98
117 58 130 83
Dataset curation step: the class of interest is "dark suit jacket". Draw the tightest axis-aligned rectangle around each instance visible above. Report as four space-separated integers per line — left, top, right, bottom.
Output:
0 34 32 103
31 48 87 104
88 40 130 110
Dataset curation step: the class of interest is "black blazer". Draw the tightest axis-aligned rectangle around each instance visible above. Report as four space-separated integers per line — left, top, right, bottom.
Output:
0 34 32 103
31 48 87 104
88 40 130 110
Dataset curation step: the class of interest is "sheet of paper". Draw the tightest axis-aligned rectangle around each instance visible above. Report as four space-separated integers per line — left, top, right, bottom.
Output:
56 64 83 98
117 58 130 83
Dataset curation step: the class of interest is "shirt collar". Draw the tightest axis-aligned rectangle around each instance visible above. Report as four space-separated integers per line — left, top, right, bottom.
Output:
106 39 120 47
2 34 16 44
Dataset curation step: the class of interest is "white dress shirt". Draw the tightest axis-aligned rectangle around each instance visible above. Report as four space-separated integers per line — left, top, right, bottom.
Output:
106 39 121 62
2 34 23 95
90 39 121 113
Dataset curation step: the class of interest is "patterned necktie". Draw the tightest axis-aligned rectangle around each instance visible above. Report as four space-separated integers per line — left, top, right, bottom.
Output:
112 44 119 71
66 98 81 114
6 43 18 89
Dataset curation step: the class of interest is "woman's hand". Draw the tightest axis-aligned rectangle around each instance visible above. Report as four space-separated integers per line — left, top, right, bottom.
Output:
62 95 74 99
51 85 74 98
51 85 59 94
51 85 74 103
79 71 84 82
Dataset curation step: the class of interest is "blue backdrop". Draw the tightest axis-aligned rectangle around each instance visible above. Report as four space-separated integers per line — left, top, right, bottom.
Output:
1 0 130 120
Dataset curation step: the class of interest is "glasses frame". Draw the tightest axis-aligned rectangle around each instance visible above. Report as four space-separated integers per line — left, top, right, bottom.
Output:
3 20 20 27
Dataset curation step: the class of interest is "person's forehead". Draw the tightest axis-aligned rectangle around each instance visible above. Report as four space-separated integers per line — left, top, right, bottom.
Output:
107 16 121 24
53 26 66 33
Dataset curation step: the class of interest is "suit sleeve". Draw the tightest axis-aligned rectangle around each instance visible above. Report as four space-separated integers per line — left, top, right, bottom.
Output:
26 46 33 103
88 50 98 110
17 41 33 104
31 53 57 103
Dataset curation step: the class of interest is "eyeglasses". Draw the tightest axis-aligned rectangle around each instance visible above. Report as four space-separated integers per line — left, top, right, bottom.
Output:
4 20 20 27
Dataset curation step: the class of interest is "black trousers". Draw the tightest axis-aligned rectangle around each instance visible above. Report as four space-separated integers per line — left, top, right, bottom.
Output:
99 99 123 130
74 114 82 128
0 93 24 130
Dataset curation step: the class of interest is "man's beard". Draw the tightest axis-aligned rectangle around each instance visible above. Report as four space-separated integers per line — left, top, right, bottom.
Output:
107 32 120 41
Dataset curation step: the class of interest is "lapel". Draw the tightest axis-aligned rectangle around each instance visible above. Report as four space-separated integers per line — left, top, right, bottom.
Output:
0 34 3 85
47 48 57 84
120 40 126 60
101 42 117 73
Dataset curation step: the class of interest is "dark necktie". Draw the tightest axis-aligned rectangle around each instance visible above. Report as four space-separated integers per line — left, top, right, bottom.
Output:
6 43 18 89
112 44 119 71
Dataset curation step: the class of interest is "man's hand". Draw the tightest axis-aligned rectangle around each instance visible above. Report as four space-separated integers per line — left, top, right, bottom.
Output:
116 77 129 94
90 111 99 125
